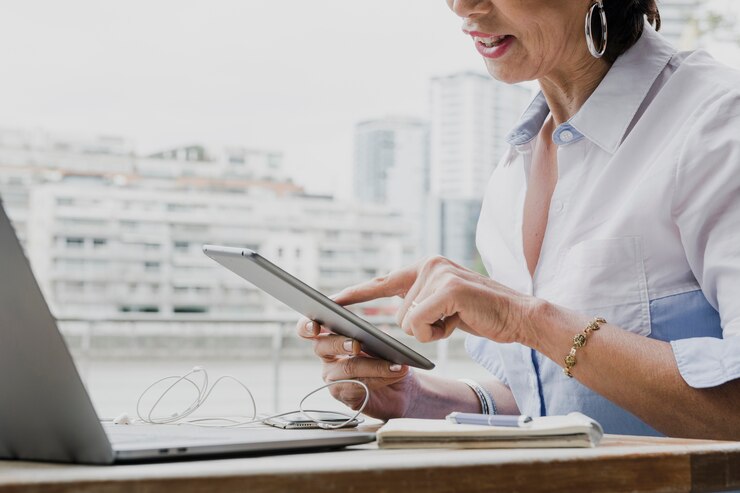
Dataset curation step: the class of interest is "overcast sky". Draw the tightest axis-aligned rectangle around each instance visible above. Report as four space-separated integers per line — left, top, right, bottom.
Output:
0 1 484 197
1 1 738 198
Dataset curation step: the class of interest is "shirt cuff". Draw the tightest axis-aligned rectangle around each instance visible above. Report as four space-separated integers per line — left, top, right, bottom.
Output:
670 335 740 388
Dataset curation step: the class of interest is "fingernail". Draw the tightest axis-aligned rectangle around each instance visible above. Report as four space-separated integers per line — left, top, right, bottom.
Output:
343 339 354 353
389 364 403 372
305 322 316 336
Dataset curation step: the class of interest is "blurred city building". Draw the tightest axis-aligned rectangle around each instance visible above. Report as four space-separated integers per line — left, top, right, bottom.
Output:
429 72 531 269
0 128 412 325
659 0 702 48
352 74 532 271
353 117 431 262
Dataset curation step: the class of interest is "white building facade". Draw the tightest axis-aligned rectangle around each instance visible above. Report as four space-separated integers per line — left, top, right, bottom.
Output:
658 0 701 48
429 72 531 200
353 117 431 261
0 129 412 324
429 72 532 268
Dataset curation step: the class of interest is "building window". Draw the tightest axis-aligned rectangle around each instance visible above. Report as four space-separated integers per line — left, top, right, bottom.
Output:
174 241 189 252
144 261 160 272
119 305 159 313
66 237 85 248
174 306 208 314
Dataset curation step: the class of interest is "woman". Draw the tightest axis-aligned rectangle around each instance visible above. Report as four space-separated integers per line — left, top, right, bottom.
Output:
297 0 740 439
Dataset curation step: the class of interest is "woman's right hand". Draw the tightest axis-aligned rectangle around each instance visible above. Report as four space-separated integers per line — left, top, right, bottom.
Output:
295 317 419 421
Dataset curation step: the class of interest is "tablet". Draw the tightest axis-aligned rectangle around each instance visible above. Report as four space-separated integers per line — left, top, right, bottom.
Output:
203 245 434 370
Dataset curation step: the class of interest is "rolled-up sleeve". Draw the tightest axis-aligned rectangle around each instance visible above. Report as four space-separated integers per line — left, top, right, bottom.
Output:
671 92 740 388
671 334 740 388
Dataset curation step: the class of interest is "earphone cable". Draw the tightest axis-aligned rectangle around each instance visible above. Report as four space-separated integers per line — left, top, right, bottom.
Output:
132 367 368 429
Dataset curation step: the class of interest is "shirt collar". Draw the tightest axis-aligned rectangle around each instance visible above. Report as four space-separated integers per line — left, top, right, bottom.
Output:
504 24 677 155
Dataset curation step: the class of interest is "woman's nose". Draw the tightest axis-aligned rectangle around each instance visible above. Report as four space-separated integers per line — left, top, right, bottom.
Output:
449 0 492 18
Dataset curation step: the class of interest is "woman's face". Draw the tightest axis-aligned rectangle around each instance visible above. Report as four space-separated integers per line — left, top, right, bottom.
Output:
446 0 593 84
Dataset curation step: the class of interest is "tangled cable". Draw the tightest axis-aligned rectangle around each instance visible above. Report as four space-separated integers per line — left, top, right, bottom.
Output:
129 366 368 430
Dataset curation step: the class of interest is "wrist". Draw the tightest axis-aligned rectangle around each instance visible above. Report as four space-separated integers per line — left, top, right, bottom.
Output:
526 299 592 357
401 369 423 418
458 379 496 414
518 297 553 349
404 373 482 419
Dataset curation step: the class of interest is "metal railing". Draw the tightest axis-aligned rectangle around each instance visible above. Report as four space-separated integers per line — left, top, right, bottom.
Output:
57 315 452 411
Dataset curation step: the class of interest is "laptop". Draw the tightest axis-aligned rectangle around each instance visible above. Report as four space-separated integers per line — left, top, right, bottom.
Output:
0 200 375 464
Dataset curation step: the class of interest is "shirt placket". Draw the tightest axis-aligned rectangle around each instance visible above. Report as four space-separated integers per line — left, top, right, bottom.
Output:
526 139 585 417
510 142 546 417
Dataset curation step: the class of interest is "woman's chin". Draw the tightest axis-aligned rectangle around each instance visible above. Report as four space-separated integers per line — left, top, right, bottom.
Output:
483 63 530 85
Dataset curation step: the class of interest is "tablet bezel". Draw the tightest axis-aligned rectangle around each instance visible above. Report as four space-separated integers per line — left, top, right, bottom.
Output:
203 245 434 370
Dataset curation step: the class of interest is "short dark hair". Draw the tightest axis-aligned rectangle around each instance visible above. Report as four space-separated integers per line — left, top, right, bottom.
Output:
598 0 661 63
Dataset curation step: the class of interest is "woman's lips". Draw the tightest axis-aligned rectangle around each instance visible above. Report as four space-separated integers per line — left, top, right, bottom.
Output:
462 29 515 60
472 34 514 59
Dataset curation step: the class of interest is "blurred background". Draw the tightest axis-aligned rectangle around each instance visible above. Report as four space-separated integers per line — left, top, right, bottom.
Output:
0 0 738 420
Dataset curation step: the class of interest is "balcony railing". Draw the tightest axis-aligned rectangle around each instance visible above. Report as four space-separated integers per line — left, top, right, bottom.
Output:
56 315 461 411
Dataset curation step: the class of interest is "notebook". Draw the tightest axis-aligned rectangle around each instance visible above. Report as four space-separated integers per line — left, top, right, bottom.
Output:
376 412 603 449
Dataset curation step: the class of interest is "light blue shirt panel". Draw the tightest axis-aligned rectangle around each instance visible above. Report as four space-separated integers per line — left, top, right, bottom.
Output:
465 289 723 436
655 290 740 389
463 336 509 387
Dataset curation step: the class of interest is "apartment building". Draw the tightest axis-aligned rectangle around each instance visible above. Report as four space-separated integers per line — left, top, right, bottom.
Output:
429 72 532 268
0 129 412 323
354 117 431 260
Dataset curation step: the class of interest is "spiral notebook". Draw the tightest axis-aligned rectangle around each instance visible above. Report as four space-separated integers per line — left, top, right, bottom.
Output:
376 412 604 449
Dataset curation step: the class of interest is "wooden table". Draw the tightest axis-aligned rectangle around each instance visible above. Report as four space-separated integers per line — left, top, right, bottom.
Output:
1 433 739 493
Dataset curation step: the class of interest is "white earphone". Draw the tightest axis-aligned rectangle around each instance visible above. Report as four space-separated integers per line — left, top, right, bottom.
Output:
111 366 369 430
112 413 132 425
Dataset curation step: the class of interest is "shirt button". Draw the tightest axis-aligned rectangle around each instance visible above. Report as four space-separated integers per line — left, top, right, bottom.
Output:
559 130 574 143
552 199 564 213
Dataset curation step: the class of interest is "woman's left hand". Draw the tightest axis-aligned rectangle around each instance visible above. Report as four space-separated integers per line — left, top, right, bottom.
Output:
333 256 540 345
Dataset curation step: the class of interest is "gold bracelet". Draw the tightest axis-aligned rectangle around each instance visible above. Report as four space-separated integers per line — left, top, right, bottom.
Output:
563 317 607 378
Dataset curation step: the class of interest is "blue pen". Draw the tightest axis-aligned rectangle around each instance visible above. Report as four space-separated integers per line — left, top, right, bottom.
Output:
445 412 533 427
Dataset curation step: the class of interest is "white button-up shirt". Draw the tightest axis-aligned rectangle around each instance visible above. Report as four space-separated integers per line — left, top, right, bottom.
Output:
466 25 740 435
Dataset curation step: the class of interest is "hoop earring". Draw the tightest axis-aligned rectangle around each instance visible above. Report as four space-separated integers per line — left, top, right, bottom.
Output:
585 0 608 58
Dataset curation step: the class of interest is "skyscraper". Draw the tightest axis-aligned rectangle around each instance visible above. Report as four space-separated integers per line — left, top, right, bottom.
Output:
354 117 430 260
430 72 532 201
429 72 532 268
